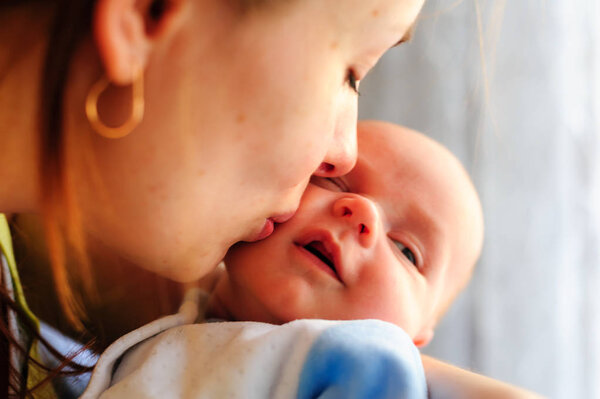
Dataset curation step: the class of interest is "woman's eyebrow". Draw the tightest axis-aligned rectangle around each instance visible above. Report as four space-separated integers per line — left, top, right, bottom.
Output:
393 22 416 47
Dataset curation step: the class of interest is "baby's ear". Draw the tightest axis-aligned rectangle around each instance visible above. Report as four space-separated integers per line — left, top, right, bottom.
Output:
413 327 434 348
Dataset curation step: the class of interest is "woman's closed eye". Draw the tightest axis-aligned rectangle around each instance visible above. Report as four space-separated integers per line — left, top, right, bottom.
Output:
346 69 360 95
393 240 417 267
310 176 349 192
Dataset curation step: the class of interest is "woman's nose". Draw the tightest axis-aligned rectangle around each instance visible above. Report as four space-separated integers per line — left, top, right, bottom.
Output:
313 96 358 177
314 136 357 177
332 195 378 248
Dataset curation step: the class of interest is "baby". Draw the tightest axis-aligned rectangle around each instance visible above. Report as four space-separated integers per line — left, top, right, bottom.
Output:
207 119 484 348
83 121 484 399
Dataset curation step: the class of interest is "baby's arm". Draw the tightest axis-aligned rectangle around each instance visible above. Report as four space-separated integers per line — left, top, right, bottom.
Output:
297 319 427 399
421 355 543 399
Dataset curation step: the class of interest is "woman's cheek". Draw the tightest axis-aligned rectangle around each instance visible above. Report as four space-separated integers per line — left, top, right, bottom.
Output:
269 144 325 189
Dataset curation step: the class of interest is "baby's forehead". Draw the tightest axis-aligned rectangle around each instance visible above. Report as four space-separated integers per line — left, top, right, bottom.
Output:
356 122 467 197
357 120 483 284
358 121 449 164
356 119 479 200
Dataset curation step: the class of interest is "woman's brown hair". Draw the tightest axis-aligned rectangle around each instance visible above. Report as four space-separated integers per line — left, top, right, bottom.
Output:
2 0 97 397
39 0 98 331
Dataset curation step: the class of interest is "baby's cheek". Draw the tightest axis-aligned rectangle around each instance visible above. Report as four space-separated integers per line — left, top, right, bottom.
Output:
346 285 404 326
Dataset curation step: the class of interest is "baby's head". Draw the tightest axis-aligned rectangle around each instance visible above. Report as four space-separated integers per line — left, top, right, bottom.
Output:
209 121 484 347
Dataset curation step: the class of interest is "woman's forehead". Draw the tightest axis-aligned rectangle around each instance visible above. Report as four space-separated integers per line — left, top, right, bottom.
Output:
279 0 424 56
342 0 424 49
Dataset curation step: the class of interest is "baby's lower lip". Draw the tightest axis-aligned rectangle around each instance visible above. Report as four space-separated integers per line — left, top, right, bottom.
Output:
247 219 275 242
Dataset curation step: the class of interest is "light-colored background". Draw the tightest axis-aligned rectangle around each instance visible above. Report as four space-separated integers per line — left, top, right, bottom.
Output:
358 1 600 398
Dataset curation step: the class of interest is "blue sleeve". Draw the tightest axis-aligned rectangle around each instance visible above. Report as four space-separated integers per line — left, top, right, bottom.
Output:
296 320 427 399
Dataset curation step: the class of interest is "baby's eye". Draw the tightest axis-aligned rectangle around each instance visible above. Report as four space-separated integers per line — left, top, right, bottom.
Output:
346 69 360 95
394 241 417 266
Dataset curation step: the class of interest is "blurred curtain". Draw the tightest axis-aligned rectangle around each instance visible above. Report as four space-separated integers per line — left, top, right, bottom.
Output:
358 0 600 397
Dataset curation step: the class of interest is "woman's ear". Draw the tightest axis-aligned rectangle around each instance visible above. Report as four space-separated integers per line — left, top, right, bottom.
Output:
413 327 434 348
93 0 186 85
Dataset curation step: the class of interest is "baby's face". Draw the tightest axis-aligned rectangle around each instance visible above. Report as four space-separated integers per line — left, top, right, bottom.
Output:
212 121 483 347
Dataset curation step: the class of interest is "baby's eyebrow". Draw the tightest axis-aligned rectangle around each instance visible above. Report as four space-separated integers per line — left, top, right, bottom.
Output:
395 201 442 258
393 22 416 47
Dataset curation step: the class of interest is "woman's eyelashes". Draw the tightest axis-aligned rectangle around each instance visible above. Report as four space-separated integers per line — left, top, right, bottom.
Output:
311 176 349 192
393 240 417 267
325 177 349 192
346 69 360 95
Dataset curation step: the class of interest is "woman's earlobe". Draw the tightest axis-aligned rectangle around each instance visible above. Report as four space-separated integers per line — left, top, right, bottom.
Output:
413 328 434 348
94 0 149 84
93 0 185 85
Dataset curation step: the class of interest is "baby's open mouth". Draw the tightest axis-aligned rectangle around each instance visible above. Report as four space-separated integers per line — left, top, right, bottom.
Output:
303 241 341 281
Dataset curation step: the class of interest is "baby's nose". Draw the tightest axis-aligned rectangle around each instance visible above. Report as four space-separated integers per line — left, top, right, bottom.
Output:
332 195 378 248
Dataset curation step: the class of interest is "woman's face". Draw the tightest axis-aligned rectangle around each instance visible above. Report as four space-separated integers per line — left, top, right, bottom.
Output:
72 0 424 281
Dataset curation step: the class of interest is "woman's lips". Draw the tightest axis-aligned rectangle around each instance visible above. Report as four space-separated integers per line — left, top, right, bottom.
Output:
246 211 296 242
270 211 296 224
248 219 275 242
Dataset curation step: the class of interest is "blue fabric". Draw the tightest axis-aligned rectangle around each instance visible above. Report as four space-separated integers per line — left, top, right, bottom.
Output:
296 320 427 399
38 322 98 399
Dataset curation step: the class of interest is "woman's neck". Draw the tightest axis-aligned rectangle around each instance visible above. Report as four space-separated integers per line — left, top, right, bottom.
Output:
0 5 51 213
205 293 236 321
205 274 237 321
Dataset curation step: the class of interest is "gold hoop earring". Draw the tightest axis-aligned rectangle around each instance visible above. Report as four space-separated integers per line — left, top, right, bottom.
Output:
85 69 145 139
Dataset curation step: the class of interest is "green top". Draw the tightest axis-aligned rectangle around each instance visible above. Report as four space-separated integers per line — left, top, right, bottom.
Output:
1 214 57 397
0 214 39 328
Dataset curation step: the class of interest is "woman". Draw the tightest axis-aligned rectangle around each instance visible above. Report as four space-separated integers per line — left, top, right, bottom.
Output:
1 0 424 396
1 0 538 398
